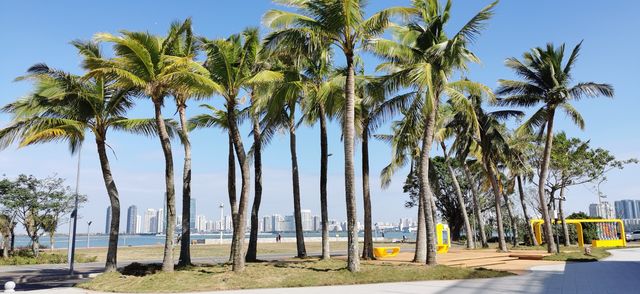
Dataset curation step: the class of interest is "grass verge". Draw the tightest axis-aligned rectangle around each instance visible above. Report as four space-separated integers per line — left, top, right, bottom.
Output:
0 250 97 265
542 247 611 262
79 259 512 293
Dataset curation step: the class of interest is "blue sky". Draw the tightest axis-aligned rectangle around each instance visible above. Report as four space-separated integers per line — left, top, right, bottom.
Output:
1 0 639 233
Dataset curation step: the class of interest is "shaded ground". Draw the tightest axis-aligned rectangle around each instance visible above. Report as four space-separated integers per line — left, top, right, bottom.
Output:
78 259 510 293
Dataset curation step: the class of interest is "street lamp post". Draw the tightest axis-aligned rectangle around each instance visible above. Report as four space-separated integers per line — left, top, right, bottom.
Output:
86 221 92 248
67 147 81 274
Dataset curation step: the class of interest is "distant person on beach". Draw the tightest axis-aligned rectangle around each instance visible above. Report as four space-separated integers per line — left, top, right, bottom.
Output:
402 235 407 243
277 233 282 243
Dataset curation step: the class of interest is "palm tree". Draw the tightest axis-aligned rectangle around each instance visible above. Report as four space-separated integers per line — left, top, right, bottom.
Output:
300 51 342 260
189 105 244 263
497 42 614 253
449 95 523 252
0 41 171 271
200 28 280 272
433 104 474 249
367 0 498 265
505 133 539 246
264 0 398 272
257 54 309 258
462 160 488 247
163 18 211 267
355 75 413 259
87 28 216 272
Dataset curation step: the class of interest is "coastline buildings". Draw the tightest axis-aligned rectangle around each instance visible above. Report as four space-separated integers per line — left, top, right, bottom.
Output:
126 205 138 234
105 206 112 234
614 200 640 219
613 199 640 231
144 209 157 233
111 203 420 234
588 202 614 219
190 198 197 230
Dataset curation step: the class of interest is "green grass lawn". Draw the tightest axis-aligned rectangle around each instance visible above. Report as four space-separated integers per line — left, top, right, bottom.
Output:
542 247 611 262
79 259 512 293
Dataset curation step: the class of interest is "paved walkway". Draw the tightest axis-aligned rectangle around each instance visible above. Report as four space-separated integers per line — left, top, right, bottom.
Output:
10 248 640 293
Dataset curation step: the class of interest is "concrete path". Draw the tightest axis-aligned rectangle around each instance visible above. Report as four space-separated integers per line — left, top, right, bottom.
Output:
9 248 640 293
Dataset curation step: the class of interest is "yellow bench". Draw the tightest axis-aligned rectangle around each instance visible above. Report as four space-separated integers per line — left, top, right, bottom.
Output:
373 247 400 258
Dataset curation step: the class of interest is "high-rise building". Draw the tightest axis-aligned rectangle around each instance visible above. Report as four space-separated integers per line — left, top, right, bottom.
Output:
263 215 273 232
157 208 165 234
144 209 157 233
284 215 295 232
190 198 197 230
272 214 284 232
590 202 614 219
301 209 312 231
196 215 207 232
105 206 112 234
127 205 138 234
135 215 141 234
614 200 638 219
312 215 321 232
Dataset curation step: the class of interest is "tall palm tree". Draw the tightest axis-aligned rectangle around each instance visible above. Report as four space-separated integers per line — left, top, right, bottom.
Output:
0 41 171 271
200 28 280 272
433 104 474 249
189 105 246 263
355 75 415 259
367 0 498 265
505 133 538 246
258 54 308 258
87 29 216 272
300 51 342 260
264 0 397 272
497 42 614 253
163 18 211 267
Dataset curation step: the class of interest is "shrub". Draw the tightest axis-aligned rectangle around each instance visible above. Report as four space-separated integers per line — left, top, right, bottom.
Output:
121 262 162 277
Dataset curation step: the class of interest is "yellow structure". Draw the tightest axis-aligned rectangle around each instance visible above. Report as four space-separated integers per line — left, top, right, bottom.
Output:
530 219 626 248
373 247 400 258
436 223 451 254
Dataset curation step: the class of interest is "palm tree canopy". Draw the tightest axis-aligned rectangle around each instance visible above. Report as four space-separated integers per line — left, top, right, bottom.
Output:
497 42 614 135
0 41 177 153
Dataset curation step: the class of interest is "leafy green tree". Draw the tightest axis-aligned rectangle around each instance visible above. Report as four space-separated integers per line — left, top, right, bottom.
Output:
0 175 84 257
264 0 397 272
547 133 637 245
497 42 614 253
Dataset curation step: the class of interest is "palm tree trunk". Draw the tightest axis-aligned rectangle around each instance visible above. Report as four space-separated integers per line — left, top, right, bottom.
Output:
246 94 263 262
177 104 192 267
343 53 359 272
538 108 556 253
419 106 438 265
289 105 307 258
517 175 538 246
319 105 330 260
227 131 237 263
464 164 488 248
152 99 176 272
2 233 8 258
485 160 508 252
502 192 518 247
226 100 251 272
361 121 374 260
440 142 474 249
559 186 570 246
414 166 427 262
96 137 121 272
